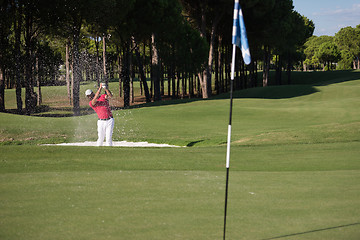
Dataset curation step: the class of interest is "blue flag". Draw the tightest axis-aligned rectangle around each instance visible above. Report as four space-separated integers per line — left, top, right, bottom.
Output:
232 0 251 65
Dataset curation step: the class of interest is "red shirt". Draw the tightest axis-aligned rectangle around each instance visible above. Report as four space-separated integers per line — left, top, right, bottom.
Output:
90 94 113 119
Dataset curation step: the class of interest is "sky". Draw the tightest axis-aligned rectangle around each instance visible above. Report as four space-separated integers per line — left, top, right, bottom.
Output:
292 0 360 36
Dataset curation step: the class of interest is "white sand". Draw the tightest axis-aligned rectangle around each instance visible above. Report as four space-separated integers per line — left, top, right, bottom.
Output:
43 141 182 148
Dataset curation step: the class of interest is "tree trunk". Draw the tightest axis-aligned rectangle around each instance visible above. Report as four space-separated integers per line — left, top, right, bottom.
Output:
237 52 243 90
249 61 257 88
197 5 224 98
102 35 107 83
189 73 194 98
287 55 292 85
160 64 164 96
0 67 4 112
196 75 201 97
117 46 123 98
24 9 37 115
263 46 270 87
225 45 230 92
14 3 22 113
36 57 42 105
85 51 91 81
202 20 216 98
72 19 82 116
129 47 134 104
122 41 131 108
197 5 209 99
214 35 219 94
167 66 171 97
66 39 71 104
254 61 258 87
218 36 223 94
176 71 180 97
218 38 224 93
171 48 176 98
95 37 100 86
151 33 161 101
132 37 151 103
275 55 282 85
181 71 185 98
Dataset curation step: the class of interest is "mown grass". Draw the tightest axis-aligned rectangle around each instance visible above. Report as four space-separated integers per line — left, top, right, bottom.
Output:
1 70 360 239
1 169 358 240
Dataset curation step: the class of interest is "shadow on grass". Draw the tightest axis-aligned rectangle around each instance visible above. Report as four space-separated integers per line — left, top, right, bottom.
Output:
186 140 205 147
134 70 360 109
129 84 320 110
262 222 360 240
4 105 94 118
221 84 320 100
290 69 360 86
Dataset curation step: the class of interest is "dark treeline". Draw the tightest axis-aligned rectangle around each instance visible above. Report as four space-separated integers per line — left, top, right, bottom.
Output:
0 0 359 115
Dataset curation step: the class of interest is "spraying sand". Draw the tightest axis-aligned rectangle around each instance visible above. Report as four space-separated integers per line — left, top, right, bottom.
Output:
43 141 182 148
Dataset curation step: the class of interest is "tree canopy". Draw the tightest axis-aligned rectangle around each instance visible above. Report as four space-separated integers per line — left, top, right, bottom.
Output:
0 0 359 114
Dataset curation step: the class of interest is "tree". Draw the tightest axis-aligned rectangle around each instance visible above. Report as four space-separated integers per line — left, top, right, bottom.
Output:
35 40 62 104
23 0 43 114
335 26 360 70
338 49 354 70
0 0 328 114
130 0 188 101
180 0 229 98
304 36 333 71
281 12 314 84
40 0 119 114
316 40 341 71
239 0 292 86
0 0 14 112
13 0 23 113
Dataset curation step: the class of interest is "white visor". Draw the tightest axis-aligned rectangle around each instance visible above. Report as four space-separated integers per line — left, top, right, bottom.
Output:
85 89 93 96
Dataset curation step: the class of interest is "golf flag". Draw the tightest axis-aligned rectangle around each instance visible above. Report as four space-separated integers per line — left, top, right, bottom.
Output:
232 0 251 65
224 2 251 239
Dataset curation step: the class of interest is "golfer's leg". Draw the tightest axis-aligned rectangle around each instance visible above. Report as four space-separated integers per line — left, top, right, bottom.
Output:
105 118 114 146
97 120 105 146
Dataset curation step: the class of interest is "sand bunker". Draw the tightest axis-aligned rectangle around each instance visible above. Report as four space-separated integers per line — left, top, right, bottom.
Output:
43 141 182 148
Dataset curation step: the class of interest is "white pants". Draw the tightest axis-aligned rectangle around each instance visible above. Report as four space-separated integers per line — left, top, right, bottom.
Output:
97 118 114 146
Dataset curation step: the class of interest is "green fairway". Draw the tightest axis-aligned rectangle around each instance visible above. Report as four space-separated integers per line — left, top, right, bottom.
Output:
1 70 360 239
1 169 359 240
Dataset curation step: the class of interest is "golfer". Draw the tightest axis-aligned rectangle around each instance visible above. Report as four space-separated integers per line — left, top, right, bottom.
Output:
85 83 114 146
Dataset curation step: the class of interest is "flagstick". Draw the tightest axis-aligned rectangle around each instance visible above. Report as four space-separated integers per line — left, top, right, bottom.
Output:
223 44 237 240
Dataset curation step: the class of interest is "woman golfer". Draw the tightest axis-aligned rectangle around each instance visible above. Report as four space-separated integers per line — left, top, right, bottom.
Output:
85 83 114 146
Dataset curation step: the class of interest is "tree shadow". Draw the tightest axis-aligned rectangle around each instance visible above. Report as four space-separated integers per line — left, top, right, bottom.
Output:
186 140 205 147
229 84 319 100
133 70 360 107
262 222 360 240
290 70 360 86
4 106 94 117
125 84 319 110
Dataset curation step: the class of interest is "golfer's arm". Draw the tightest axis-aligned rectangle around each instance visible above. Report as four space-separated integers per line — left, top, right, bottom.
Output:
104 88 113 99
91 87 102 106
